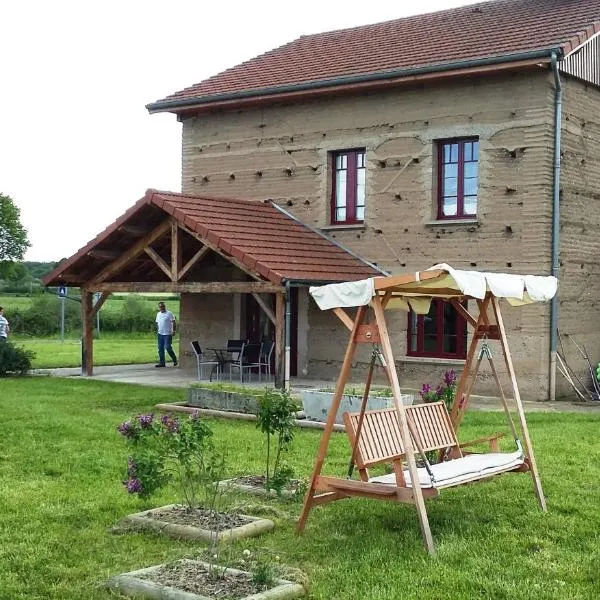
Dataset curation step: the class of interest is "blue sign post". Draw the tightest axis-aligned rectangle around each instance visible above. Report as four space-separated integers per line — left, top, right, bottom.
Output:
57 285 67 342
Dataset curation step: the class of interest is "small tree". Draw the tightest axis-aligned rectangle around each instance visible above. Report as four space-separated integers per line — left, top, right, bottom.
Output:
256 388 297 495
118 412 224 509
0 194 30 279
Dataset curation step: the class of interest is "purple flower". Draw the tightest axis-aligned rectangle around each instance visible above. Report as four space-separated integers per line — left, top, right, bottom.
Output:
138 414 154 429
419 383 432 398
161 415 180 433
117 420 136 439
123 477 143 494
436 385 443 397
444 370 457 387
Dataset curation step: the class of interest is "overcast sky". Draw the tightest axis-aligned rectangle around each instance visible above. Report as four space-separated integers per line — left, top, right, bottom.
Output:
1 0 481 262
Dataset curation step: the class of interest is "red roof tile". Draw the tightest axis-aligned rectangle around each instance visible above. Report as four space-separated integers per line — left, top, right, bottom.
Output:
43 190 383 286
148 0 600 113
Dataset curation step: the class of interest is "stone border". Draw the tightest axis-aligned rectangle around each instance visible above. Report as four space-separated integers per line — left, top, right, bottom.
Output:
120 504 274 542
217 479 298 500
106 559 305 600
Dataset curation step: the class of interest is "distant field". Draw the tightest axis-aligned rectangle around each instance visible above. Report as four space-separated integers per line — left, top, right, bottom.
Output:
0 294 180 317
11 334 180 369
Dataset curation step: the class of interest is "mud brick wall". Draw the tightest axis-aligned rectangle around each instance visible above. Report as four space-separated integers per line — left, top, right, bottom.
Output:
556 78 600 397
179 69 564 399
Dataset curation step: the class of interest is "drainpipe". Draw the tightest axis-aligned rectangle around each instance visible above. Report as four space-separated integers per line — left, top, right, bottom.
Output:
285 280 292 392
549 51 562 402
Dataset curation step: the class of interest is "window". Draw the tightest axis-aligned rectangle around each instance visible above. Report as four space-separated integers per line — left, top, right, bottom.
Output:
407 299 468 359
437 138 479 219
331 149 366 224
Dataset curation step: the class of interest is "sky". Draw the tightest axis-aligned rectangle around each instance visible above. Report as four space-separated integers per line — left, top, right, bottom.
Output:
1 0 482 262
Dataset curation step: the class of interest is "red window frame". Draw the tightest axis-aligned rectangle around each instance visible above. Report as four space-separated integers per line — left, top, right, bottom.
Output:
407 299 468 359
331 149 366 224
437 138 479 220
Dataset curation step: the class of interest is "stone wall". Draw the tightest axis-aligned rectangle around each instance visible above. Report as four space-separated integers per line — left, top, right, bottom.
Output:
557 77 600 397
179 69 560 399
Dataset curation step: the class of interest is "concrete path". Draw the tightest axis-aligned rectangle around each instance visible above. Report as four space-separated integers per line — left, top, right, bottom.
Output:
36 363 600 414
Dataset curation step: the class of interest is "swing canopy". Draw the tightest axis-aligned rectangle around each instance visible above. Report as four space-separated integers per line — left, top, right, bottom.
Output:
298 264 558 555
310 263 558 312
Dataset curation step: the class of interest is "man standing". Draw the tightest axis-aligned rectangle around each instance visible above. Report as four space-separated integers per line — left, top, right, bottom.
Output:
0 307 9 342
155 301 178 367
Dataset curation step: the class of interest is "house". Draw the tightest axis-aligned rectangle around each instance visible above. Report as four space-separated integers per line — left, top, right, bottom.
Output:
46 0 600 400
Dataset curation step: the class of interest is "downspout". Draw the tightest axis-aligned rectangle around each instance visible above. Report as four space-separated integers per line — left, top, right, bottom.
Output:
285 280 292 392
549 51 562 402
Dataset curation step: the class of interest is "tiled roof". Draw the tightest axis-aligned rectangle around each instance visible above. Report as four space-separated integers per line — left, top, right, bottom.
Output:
43 190 383 287
148 0 600 113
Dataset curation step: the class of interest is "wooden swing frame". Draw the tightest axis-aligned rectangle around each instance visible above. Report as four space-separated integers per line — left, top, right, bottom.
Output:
296 269 547 555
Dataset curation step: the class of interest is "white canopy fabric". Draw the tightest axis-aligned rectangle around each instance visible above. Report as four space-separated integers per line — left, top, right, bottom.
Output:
309 264 558 312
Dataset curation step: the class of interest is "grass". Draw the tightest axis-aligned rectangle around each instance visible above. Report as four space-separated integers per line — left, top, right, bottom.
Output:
1 377 599 599
10 335 180 369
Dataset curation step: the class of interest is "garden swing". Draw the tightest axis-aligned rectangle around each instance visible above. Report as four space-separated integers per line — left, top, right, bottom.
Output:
296 264 558 555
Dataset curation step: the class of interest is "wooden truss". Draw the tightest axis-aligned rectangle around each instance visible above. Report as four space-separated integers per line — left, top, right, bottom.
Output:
80 217 285 379
297 274 546 555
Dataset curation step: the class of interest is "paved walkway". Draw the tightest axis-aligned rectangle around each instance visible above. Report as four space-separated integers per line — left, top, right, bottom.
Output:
36 363 600 413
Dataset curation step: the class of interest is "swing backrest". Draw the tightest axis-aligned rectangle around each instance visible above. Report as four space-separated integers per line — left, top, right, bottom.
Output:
343 402 460 469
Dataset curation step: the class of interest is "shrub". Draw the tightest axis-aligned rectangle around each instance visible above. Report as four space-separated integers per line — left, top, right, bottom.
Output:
0 341 35 376
117 412 224 508
256 388 297 495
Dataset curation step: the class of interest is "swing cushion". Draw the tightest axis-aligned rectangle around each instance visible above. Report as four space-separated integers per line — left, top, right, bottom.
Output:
369 451 524 489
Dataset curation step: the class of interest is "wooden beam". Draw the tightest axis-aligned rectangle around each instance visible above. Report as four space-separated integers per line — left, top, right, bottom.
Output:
389 287 465 296
374 270 443 290
450 298 478 328
91 220 171 284
333 307 354 331
81 290 94 376
87 249 121 260
372 293 435 555
171 220 181 282
297 305 367 534
179 223 263 281
92 292 110 318
118 224 147 236
144 247 173 279
492 296 546 511
251 293 276 325
96 281 284 293
178 245 211 280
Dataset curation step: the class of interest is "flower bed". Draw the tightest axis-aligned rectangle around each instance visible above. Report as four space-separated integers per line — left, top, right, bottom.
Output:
106 558 305 600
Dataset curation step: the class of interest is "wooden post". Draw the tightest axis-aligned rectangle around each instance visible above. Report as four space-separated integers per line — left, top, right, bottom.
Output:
297 305 367 533
171 220 181 281
492 296 546 511
274 291 285 389
372 294 435 555
81 289 94 376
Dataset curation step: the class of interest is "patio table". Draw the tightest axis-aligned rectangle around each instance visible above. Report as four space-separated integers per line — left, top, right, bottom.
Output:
206 348 236 381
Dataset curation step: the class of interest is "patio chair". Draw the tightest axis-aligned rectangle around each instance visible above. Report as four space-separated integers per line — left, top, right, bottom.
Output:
256 340 275 382
190 341 220 381
229 342 261 383
226 339 246 361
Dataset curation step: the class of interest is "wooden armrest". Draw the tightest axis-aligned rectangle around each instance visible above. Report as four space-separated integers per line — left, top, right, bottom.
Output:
459 432 505 451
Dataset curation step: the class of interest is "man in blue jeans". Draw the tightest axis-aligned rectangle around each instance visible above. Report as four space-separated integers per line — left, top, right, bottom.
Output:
155 301 178 367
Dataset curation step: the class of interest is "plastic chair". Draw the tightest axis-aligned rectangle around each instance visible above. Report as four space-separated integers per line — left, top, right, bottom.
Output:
190 341 220 381
229 342 261 382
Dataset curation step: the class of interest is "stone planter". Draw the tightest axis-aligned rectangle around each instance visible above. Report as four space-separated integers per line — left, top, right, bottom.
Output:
300 389 414 425
188 387 260 414
106 559 305 600
120 504 274 543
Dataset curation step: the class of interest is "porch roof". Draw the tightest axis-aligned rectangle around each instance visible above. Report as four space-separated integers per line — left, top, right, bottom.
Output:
42 189 383 287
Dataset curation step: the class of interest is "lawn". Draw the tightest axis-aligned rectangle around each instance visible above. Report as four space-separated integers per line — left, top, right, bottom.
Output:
1 377 599 599
10 335 180 369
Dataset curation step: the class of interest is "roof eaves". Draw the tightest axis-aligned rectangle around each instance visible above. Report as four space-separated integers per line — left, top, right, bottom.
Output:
146 48 559 114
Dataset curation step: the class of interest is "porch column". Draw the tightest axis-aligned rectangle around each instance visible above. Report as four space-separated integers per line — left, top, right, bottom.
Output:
81 289 94 376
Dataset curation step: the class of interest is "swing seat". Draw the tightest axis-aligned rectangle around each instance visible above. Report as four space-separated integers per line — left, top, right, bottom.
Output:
369 450 525 489
344 402 526 491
